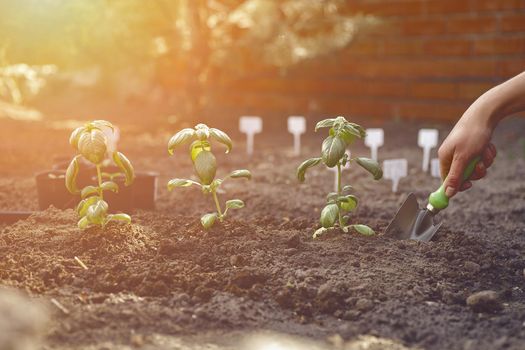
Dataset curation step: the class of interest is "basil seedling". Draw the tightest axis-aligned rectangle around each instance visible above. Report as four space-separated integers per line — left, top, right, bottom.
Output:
167 123 251 229
66 120 135 229
297 116 383 238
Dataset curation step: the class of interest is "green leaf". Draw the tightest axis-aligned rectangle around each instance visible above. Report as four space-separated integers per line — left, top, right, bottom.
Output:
168 128 195 155
340 195 358 211
101 181 119 193
65 156 80 194
315 118 335 132
112 151 135 186
355 157 383 180
296 157 322 182
321 136 346 168
342 185 354 193
313 227 328 239
209 128 232 153
78 128 107 164
326 192 338 202
348 123 367 138
226 199 244 209
69 126 86 150
91 120 114 131
193 150 217 185
195 123 210 141
201 213 218 229
228 169 252 180
76 196 99 217
81 185 99 199
86 200 108 225
320 203 339 228
350 224 375 236
78 217 90 230
167 178 196 191
107 213 131 224
189 140 211 161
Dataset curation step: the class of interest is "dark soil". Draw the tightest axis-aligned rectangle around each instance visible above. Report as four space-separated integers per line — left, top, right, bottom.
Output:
1 117 525 349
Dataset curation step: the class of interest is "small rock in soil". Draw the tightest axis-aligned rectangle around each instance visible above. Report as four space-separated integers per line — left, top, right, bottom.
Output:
463 261 481 274
466 290 503 313
285 233 301 248
229 254 244 266
231 270 267 289
355 298 374 312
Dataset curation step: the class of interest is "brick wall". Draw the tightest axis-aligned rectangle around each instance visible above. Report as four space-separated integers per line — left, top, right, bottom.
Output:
209 0 525 124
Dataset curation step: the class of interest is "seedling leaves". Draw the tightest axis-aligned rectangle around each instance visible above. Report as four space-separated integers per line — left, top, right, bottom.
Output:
168 128 195 155
322 136 346 168
81 186 99 199
193 150 217 185
350 224 375 236
65 156 80 194
340 195 358 211
210 128 232 153
76 196 99 217
320 203 339 228
107 213 131 224
315 118 335 132
226 199 245 209
101 181 119 193
69 126 86 150
228 169 252 180
355 157 383 180
201 213 218 229
167 178 196 190
297 157 322 182
113 152 135 186
78 129 107 164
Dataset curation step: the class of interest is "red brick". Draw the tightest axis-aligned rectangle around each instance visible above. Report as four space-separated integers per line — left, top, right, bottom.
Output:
472 0 525 11
424 0 472 15
410 82 457 99
457 82 494 100
397 102 468 121
398 18 447 36
498 59 525 77
350 0 424 17
473 37 525 55
500 14 525 32
446 16 499 34
424 38 472 56
383 40 423 55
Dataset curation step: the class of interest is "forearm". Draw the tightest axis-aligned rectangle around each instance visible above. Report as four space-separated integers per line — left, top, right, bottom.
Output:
476 71 525 128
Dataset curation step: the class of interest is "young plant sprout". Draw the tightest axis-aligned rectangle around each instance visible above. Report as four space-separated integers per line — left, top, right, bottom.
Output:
66 120 135 229
167 123 251 229
297 116 383 238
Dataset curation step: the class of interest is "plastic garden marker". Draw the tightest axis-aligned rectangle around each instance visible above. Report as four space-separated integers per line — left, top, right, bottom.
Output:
167 123 251 229
365 128 384 162
287 116 306 156
66 120 135 229
383 159 407 193
328 151 351 192
418 129 438 172
239 116 262 156
431 158 441 178
297 116 383 238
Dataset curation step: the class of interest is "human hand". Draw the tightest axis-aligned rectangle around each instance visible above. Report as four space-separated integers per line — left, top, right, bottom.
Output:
438 109 497 198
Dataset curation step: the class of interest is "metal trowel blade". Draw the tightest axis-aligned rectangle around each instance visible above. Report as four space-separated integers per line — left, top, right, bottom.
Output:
385 193 442 242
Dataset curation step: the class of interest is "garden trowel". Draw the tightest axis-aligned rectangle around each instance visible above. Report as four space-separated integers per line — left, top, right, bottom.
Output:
385 158 479 242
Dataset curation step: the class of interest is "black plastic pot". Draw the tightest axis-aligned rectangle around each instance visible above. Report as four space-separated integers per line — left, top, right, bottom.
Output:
132 172 158 210
103 177 134 213
35 170 78 210
0 212 33 224
52 156 96 188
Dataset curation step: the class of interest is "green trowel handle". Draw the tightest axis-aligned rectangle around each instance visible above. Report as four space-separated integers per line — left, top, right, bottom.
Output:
428 157 481 211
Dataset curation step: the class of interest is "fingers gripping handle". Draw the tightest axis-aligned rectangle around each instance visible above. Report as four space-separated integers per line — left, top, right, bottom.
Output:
428 157 480 212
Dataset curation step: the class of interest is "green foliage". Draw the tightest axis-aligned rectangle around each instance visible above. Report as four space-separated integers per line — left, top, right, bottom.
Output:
167 123 251 229
66 120 135 230
297 116 382 238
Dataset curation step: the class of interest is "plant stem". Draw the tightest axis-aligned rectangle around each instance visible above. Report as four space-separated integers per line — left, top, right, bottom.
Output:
212 189 223 220
96 164 104 199
337 162 345 229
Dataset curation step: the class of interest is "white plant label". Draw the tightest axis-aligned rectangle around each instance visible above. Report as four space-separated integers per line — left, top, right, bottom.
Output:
365 128 384 162
383 158 407 193
328 150 351 192
431 158 441 179
287 116 306 156
239 116 262 156
102 125 120 156
418 129 438 172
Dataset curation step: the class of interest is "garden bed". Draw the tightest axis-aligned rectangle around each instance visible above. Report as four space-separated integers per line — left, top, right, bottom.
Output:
1 118 525 349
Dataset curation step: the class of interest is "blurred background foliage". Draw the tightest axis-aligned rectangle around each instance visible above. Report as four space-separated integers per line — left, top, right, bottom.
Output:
0 0 376 127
